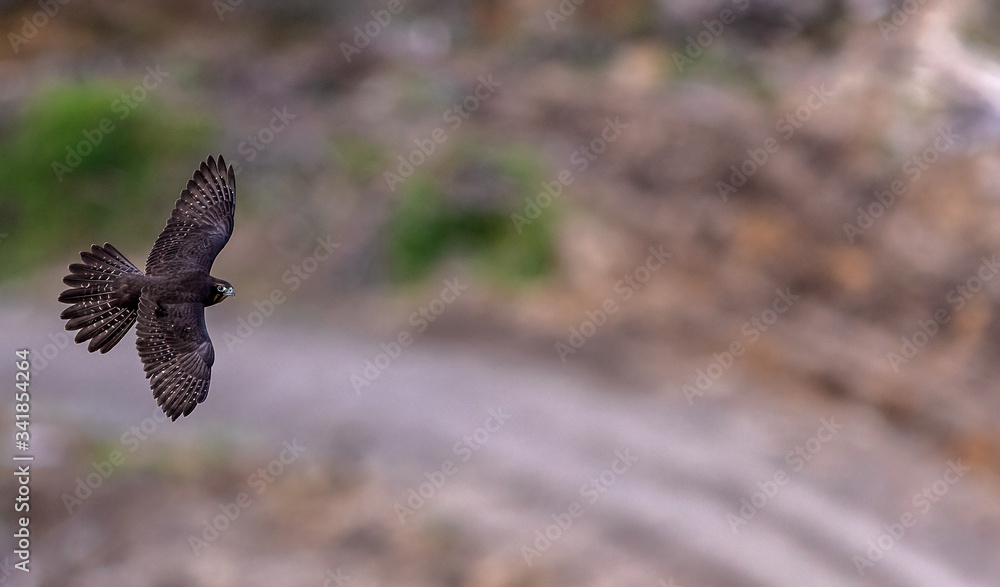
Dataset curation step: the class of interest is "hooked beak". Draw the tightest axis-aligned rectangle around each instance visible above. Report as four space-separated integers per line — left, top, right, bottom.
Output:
226 287 235 297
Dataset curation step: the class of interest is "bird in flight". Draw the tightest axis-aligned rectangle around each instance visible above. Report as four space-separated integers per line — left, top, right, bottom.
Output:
58 155 236 420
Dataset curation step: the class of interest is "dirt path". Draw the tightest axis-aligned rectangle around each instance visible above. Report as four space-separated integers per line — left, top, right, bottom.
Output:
4 304 999 586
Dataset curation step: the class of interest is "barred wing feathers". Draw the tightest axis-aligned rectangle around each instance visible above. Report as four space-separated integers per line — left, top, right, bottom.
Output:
135 293 215 420
145 155 236 276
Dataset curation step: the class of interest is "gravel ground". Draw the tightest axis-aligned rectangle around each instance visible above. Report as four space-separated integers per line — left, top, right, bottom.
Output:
3 304 1000 586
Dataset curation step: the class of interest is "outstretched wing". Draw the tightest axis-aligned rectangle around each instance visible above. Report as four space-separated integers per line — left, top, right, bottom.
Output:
145 155 236 276
135 293 215 420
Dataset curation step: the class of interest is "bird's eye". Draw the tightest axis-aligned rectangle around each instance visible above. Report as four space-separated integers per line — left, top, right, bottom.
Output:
217 285 225 292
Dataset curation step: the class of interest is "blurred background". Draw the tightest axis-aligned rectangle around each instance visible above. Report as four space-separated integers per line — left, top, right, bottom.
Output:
4 0 1000 585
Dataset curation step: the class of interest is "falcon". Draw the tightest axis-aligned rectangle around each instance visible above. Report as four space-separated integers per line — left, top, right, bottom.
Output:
58 155 237 420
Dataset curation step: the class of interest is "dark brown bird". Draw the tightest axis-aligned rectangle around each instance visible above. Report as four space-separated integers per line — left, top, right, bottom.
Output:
58 155 237 420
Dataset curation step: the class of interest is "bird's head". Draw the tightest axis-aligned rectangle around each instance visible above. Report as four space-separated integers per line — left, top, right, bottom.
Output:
210 279 235 305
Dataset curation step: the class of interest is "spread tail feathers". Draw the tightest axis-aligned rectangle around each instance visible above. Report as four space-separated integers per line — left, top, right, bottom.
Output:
58 243 143 353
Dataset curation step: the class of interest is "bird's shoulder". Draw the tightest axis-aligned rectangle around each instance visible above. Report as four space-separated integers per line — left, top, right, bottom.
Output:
141 271 213 305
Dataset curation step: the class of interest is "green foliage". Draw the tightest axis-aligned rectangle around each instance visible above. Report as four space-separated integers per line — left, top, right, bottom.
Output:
332 134 387 185
0 81 211 277
386 143 557 284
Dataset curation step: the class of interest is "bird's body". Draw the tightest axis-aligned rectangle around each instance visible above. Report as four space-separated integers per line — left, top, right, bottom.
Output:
58 155 237 420
125 271 229 307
